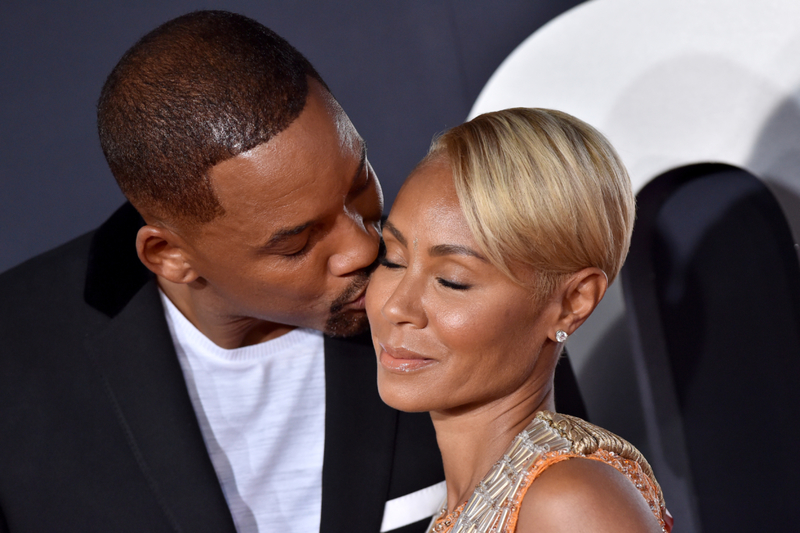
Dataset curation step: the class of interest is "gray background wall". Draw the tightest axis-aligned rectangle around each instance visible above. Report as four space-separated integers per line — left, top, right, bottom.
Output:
0 0 584 274
7 4 800 531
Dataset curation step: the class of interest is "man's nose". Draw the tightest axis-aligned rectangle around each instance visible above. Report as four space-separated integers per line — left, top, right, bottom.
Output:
328 214 380 277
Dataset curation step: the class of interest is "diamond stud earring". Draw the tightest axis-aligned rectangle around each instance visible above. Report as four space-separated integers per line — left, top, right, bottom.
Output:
555 330 568 343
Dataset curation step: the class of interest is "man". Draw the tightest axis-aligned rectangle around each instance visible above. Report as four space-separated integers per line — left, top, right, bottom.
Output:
0 11 444 533
0 10 584 533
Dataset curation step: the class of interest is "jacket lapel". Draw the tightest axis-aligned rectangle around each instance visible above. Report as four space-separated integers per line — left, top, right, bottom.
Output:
321 332 398 532
85 280 237 532
83 203 236 532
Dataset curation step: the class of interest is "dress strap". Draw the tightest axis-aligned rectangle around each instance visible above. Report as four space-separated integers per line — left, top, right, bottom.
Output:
426 411 672 533
536 411 666 511
505 448 672 532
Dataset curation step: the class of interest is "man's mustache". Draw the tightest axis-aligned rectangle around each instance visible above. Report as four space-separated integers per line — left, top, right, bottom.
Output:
329 272 370 314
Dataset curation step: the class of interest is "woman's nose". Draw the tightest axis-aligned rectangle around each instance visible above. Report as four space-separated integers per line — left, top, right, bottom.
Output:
380 271 427 329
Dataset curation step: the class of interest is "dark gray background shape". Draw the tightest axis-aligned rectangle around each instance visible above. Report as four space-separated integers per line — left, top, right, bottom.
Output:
0 0 584 274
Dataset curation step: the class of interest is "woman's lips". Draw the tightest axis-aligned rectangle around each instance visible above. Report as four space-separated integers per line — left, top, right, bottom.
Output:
379 344 436 373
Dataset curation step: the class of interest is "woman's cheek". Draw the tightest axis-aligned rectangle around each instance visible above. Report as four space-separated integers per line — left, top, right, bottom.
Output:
433 301 481 338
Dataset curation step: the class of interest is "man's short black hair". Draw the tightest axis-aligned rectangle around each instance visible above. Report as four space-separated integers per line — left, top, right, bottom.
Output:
97 10 326 224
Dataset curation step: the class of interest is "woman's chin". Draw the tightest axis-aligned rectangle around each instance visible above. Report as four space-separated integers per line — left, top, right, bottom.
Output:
377 373 438 413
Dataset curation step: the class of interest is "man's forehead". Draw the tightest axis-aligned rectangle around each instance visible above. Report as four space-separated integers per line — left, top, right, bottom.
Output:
209 90 362 192
203 145 364 244
295 81 363 160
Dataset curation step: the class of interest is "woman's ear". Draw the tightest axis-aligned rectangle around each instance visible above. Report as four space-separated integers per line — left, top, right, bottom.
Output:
552 267 608 339
136 225 199 284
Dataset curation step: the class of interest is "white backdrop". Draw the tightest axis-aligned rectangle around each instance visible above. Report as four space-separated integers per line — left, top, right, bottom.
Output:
471 0 800 242
469 0 800 392
468 3 800 528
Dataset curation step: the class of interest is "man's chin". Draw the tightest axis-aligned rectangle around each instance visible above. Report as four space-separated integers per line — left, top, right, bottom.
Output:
323 309 370 338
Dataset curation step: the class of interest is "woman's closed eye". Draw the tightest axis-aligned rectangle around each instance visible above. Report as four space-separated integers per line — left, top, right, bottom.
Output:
378 256 404 269
377 239 472 290
437 277 471 291
377 238 404 269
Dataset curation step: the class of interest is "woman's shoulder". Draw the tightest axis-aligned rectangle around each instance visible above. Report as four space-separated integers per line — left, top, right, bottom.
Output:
516 453 663 532
511 411 671 533
432 412 671 533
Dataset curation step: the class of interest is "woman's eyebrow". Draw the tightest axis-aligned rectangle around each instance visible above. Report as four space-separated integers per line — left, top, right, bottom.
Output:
429 244 488 261
384 220 487 261
382 221 407 247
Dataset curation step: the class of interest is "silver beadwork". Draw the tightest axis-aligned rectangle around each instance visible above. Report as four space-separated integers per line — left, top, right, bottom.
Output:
430 417 572 532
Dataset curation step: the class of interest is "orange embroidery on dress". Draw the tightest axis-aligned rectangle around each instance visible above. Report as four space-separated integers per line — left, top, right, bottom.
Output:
424 413 671 533
429 501 467 533
505 449 670 533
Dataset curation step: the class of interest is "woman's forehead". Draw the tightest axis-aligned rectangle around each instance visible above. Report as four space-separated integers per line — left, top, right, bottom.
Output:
387 161 476 249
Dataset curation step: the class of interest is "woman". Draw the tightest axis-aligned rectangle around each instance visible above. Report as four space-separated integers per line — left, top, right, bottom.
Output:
365 108 672 532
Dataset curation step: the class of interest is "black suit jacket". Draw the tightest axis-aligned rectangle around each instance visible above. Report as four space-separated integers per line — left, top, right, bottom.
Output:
0 203 585 532
0 203 444 533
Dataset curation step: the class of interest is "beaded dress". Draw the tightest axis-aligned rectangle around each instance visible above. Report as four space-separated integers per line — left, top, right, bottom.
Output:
428 411 672 533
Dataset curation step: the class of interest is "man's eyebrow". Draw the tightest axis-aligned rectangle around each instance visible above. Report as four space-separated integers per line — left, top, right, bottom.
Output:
261 144 367 251
429 244 488 261
382 221 407 247
262 222 313 250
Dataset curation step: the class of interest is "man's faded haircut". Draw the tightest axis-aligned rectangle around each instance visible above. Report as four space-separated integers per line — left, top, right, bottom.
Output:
97 10 326 225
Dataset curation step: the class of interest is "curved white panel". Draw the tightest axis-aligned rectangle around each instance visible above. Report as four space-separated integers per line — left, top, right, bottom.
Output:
470 8 800 529
470 0 800 241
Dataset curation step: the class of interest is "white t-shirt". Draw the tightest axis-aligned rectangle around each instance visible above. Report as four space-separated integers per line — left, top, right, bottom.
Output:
160 291 326 533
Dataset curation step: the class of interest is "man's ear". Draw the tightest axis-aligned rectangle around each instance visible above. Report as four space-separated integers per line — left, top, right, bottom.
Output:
136 225 199 284
549 267 608 341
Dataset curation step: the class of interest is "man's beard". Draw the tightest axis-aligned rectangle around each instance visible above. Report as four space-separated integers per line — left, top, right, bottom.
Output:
324 273 370 337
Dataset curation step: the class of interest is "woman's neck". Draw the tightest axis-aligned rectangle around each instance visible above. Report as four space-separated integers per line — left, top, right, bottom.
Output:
431 381 556 512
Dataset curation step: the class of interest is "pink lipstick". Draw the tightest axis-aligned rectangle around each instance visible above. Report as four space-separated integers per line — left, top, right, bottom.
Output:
379 344 436 373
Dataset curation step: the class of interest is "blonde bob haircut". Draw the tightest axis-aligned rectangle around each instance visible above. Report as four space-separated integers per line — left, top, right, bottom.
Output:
425 107 635 302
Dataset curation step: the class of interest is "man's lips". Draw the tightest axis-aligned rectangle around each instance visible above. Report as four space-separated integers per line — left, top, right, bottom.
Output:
378 344 436 373
343 286 367 310
334 282 367 312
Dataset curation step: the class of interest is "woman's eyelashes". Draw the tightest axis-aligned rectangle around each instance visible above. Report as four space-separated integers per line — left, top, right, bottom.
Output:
437 277 471 291
377 240 472 290
377 241 403 269
378 256 403 269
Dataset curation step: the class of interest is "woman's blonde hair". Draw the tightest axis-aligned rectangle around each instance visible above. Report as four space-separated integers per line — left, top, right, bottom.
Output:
426 108 635 302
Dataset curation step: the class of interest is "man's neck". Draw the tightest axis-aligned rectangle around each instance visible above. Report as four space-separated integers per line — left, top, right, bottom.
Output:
157 277 295 349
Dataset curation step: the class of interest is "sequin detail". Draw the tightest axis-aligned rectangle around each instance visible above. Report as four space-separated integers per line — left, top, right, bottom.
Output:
429 416 571 532
427 412 671 533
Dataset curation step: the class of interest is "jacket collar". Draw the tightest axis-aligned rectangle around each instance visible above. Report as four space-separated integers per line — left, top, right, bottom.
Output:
84 202 151 318
85 280 237 532
83 202 237 531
